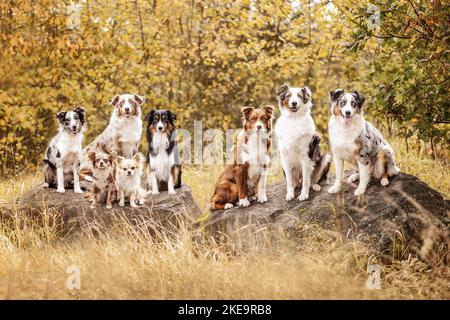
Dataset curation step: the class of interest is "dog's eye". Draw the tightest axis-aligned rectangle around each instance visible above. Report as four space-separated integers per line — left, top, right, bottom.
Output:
131 167 135 170
123 168 127 171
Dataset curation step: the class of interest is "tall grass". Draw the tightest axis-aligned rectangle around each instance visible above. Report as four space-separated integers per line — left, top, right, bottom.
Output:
0 137 448 299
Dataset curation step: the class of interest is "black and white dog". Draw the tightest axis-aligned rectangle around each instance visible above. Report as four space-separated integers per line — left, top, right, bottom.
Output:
44 107 86 194
275 84 331 202
144 110 182 195
327 89 400 196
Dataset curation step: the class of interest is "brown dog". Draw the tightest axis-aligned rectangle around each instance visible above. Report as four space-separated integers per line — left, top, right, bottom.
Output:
209 105 275 210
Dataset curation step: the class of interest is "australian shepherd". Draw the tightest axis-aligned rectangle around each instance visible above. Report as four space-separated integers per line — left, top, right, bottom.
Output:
209 105 275 210
80 94 145 180
144 109 182 195
43 107 86 194
275 84 331 202
327 89 400 196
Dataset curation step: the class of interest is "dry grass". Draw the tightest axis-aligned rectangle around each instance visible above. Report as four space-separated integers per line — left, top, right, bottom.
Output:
0 137 448 299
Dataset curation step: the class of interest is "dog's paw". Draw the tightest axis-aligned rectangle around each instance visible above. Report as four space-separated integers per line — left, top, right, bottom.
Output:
151 190 160 195
285 191 295 201
347 173 359 184
328 184 340 194
119 201 125 207
130 202 137 208
74 188 83 194
138 199 144 205
106 204 112 209
380 177 389 186
257 194 268 203
298 192 309 201
56 187 65 194
312 184 321 192
168 189 176 195
354 187 366 196
238 198 250 207
43 183 49 188
224 203 234 210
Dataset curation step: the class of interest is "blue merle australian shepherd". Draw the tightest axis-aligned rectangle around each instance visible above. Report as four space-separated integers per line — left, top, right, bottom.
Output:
43 107 86 194
327 89 400 196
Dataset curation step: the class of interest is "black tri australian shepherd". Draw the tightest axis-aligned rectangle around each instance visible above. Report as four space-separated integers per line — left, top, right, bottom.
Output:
144 109 182 195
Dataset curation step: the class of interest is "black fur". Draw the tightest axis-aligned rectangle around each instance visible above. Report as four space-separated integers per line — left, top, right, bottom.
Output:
276 83 290 101
330 89 344 102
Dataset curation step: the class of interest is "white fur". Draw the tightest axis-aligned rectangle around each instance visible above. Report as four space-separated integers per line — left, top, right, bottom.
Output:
148 132 176 195
238 129 269 204
115 158 145 207
275 88 316 202
49 128 84 194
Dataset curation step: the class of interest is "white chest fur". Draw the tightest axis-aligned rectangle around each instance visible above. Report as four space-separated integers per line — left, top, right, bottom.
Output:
93 169 111 189
275 113 315 165
329 116 364 161
149 132 174 181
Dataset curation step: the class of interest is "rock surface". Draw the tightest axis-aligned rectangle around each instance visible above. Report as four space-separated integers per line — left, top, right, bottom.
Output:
1 184 201 235
204 173 449 262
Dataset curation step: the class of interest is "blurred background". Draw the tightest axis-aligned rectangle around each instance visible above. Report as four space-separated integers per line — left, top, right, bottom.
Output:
0 0 448 177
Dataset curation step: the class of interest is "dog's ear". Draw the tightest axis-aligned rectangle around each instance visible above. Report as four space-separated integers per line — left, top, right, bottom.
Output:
109 151 117 163
330 89 344 102
56 111 66 124
263 105 276 119
109 95 120 106
132 152 144 165
353 91 366 108
276 83 290 101
144 110 155 122
73 107 85 124
88 151 96 166
168 110 177 123
115 156 125 166
241 106 254 120
301 86 312 104
134 95 146 106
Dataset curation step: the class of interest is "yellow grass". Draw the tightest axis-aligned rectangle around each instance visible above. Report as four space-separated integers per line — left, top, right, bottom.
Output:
0 137 448 299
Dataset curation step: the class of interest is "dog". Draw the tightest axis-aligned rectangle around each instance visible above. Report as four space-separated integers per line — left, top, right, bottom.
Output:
87 146 116 209
144 109 182 195
275 84 331 202
209 105 275 210
327 89 400 196
115 153 146 208
43 107 86 194
80 94 145 181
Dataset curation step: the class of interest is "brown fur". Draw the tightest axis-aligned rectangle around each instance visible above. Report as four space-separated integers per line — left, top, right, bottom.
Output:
209 106 274 211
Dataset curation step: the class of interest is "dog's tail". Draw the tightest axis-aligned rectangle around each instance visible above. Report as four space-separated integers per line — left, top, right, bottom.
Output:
311 153 332 189
79 168 94 182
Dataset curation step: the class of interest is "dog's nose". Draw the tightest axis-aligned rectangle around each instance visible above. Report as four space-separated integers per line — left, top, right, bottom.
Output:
257 124 262 130
127 171 132 175
345 110 351 116
72 125 77 131
291 101 298 107
157 126 163 131
125 107 130 113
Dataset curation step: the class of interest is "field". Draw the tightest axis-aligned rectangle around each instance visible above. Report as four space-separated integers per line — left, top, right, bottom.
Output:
0 136 448 300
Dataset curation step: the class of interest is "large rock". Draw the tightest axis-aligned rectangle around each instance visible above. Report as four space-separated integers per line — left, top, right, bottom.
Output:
204 173 449 263
1 184 201 236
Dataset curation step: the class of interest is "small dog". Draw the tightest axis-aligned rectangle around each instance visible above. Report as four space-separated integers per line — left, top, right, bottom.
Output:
209 105 275 210
87 146 116 209
115 153 146 208
80 94 145 180
327 89 400 196
43 107 86 194
144 110 182 195
275 84 331 202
